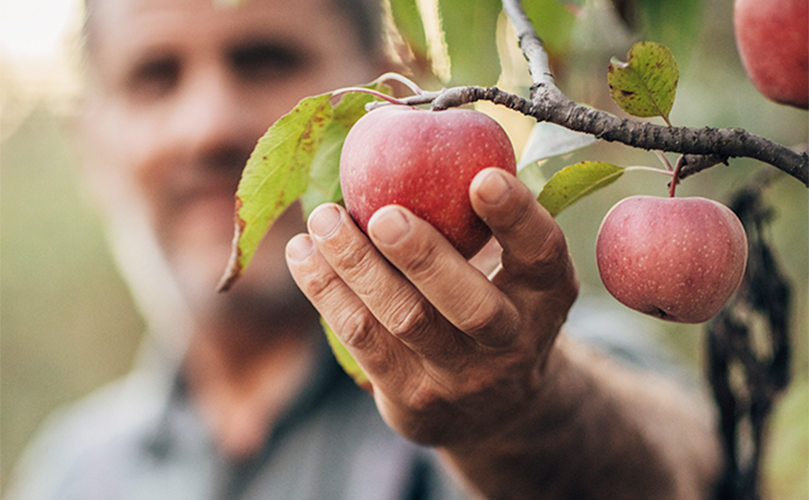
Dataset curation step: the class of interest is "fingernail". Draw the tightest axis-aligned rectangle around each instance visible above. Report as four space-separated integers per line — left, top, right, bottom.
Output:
369 206 409 245
476 169 510 206
286 235 314 262
309 204 342 239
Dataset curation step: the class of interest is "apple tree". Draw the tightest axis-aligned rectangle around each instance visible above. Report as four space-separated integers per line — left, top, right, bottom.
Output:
216 1 808 498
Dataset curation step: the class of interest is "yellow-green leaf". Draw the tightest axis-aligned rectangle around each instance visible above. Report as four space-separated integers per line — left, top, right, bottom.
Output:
608 41 678 124
218 93 333 291
300 87 386 216
538 161 625 217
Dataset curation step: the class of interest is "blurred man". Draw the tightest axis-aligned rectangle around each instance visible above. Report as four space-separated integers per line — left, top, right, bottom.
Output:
6 0 721 498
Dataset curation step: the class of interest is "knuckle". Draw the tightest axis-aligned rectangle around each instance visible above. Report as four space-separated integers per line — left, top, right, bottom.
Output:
337 307 378 350
387 296 436 344
405 389 443 416
456 293 504 338
402 378 447 416
488 183 534 232
531 228 574 278
300 266 344 302
332 238 377 280
399 242 442 282
539 225 570 262
506 224 572 281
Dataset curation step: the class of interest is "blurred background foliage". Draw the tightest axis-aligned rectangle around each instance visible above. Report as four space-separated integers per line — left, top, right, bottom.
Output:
1 0 807 497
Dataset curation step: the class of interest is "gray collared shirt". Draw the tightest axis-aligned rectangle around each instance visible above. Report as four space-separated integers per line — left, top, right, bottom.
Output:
6 296 684 500
5 340 465 500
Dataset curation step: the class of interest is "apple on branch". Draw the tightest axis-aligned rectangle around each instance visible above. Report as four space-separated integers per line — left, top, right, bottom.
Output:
734 0 809 109
339 105 517 259
596 196 748 324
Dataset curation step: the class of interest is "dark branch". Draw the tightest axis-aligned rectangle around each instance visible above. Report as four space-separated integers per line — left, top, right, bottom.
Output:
399 0 809 187
503 0 808 186
675 154 729 181
400 86 808 186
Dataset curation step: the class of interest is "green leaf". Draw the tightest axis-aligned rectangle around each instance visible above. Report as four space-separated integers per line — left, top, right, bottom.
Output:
389 0 428 57
322 317 370 390
538 161 625 217
218 93 333 291
517 121 597 171
439 0 502 86
300 90 380 216
608 41 678 124
522 0 577 55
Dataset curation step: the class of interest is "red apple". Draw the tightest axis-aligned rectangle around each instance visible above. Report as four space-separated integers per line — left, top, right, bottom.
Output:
734 0 809 109
596 196 748 323
339 105 516 258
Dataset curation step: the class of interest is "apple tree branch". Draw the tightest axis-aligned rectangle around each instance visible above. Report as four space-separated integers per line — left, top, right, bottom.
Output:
399 0 808 187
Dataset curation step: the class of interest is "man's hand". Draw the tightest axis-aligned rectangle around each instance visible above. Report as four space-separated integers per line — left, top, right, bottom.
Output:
286 167 721 499
285 167 578 446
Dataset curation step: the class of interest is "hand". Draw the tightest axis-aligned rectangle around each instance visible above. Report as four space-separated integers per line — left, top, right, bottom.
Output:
285 167 578 446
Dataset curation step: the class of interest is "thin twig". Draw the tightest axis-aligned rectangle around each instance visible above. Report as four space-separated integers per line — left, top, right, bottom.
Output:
406 0 809 187
403 85 808 186
676 154 729 181
503 0 807 185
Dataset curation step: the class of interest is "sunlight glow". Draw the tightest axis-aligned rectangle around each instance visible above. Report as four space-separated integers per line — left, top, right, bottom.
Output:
0 0 84 100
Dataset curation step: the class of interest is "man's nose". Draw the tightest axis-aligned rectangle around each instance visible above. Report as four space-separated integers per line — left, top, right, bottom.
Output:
168 68 254 160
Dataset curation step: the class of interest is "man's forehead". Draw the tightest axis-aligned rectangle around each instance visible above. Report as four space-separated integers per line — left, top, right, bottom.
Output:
90 0 339 50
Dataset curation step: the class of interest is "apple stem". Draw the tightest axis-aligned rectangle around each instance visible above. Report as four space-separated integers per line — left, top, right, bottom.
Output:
372 72 424 95
669 156 685 197
331 87 410 106
332 73 427 110
654 151 674 171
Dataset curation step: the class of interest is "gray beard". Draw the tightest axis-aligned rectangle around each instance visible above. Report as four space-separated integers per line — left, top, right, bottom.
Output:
100 193 319 359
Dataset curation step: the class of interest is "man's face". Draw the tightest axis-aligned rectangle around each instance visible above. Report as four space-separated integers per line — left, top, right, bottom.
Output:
82 0 380 320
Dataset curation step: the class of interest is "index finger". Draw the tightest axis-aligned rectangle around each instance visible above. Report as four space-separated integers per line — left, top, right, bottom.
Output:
469 168 579 312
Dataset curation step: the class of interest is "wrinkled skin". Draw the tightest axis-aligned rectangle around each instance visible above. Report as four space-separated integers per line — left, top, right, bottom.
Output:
287 168 579 446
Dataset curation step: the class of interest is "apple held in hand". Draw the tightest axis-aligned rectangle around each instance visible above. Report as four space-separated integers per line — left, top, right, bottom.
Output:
733 0 809 109
596 196 748 324
340 105 516 258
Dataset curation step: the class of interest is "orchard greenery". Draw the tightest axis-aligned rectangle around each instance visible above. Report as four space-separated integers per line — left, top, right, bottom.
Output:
215 0 806 402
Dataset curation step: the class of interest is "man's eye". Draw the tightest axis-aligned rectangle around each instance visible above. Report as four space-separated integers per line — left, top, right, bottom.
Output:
229 43 306 81
126 57 180 100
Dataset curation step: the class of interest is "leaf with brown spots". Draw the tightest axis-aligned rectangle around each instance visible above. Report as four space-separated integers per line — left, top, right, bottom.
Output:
300 86 388 216
608 41 679 126
218 93 334 291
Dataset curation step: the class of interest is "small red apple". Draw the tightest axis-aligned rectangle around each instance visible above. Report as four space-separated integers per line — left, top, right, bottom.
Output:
734 0 809 109
596 196 748 324
339 105 516 258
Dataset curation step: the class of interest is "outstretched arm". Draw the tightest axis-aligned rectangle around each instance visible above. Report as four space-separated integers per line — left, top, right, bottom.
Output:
285 168 720 499
439 333 720 499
